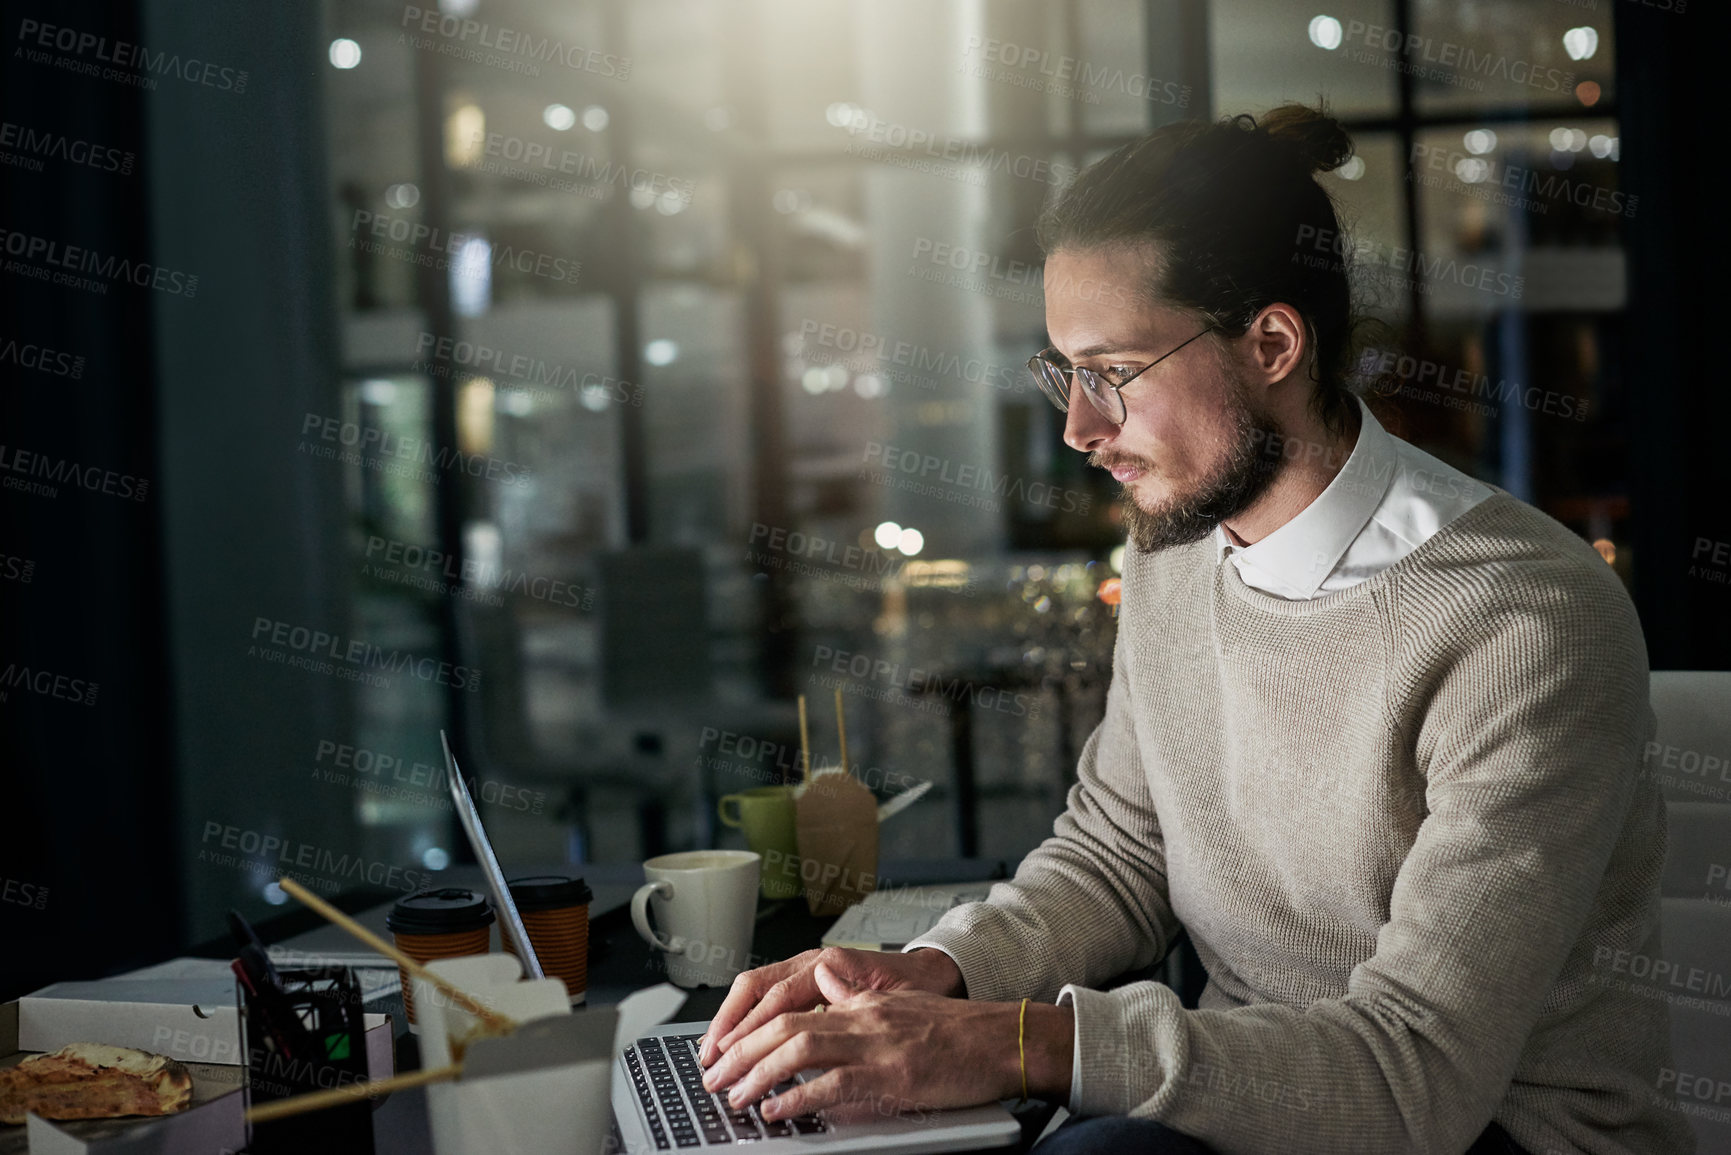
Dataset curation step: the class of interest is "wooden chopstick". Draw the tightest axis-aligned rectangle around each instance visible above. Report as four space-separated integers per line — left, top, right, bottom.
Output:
274 878 516 1034
797 694 811 783
244 1062 462 1123
834 688 848 773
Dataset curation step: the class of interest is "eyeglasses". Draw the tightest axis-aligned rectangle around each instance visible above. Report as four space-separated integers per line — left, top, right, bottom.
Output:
1027 325 1217 425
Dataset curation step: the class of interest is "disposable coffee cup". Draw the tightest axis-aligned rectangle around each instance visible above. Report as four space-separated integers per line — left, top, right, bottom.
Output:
503 874 593 1006
386 887 494 1032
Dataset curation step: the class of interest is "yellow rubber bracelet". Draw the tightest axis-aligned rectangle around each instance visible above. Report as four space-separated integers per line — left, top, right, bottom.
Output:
1017 997 1030 1105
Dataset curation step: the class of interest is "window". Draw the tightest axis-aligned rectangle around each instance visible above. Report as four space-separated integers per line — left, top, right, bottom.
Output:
315 0 1628 877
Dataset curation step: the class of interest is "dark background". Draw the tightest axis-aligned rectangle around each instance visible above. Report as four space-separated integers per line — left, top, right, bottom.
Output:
2 0 1725 1004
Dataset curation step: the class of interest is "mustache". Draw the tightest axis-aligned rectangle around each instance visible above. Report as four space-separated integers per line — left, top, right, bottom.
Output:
1088 450 1155 474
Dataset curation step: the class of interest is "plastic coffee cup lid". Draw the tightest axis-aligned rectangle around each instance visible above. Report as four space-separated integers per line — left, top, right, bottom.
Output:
386 887 495 935
506 875 594 911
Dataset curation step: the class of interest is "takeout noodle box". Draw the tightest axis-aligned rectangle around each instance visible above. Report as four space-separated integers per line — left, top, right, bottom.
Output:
412 957 683 1155
793 767 880 915
417 953 602 1155
1 983 393 1155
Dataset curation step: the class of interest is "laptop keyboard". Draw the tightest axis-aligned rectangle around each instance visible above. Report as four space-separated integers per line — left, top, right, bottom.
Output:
625 1033 830 1148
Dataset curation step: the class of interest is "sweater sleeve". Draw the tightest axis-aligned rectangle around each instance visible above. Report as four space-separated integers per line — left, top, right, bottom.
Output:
903 624 1183 1007
1051 573 1658 1154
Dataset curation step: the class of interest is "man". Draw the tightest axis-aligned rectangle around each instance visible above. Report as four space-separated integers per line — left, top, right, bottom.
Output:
697 106 1692 1154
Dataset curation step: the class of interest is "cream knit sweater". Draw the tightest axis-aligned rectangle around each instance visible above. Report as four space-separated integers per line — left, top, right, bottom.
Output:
908 495 1695 1154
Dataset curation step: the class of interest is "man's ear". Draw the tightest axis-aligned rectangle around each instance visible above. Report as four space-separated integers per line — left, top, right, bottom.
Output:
1246 302 1308 389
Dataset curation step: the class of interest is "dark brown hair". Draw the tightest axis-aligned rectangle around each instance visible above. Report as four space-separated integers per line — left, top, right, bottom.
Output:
1037 104 1361 433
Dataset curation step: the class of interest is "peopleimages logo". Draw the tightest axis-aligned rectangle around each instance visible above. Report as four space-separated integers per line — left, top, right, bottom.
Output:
399 6 631 81
810 645 1040 720
474 133 691 202
798 319 1026 395
1689 537 1730 590
363 535 593 609
0 335 85 380
349 210 581 285
1360 348 1589 422
0 661 99 707
959 36 1191 108
863 441 1092 514
0 120 135 175
1408 141 1637 219
0 442 149 501
0 227 198 297
910 237 1040 289
15 18 250 93
248 617 482 692
1 875 49 911
747 523 902 577
312 739 546 814
1335 19 1574 94
1591 945 1731 999
198 821 430 894
299 412 532 489
837 108 1077 188
1293 224 1525 301
413 332 643 407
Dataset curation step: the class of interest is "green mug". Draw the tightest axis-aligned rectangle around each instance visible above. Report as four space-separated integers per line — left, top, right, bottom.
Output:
717 786 800 900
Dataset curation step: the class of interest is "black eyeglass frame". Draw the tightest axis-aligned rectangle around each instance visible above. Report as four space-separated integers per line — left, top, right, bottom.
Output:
1028 324 1219 425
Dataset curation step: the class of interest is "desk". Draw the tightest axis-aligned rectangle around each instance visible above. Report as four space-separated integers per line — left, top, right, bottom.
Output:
231 858 1047 1153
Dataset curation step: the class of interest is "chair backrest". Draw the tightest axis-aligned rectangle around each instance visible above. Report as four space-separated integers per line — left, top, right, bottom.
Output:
1648 671 1731 1151
1648 671 1731 812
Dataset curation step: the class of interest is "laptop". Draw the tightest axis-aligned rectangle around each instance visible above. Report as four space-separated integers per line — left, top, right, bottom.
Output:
439 730 1017 1151
441 730 545 978
611 1021 1021 1153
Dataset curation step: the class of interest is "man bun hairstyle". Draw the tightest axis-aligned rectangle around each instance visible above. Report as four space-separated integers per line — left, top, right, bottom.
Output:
1037 104 1361 434
1255 103 1357 176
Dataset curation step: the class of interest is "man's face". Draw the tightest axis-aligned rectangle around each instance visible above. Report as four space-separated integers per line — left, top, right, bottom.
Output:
1042 244 1284 551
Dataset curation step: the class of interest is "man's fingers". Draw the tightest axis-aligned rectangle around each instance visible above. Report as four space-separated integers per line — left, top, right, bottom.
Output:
810 1090 899 1127
702 1007 811 1093
727 1031 850 1114
727 1032 865 1115
712 971 821 1059
812 960 864 1006
760 1066 897 1123
702 959 804 1065
702 972 766 1065
759 1067 843 1122
700 948 912 1067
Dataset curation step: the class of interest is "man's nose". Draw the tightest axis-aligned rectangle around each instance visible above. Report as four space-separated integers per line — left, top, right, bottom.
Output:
1062 380 1116 453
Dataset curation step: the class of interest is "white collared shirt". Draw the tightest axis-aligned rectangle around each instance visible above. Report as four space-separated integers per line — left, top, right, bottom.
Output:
1212 396 1492 600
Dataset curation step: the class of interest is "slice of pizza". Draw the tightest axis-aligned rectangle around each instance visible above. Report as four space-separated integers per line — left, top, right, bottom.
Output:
0 1043 193 1125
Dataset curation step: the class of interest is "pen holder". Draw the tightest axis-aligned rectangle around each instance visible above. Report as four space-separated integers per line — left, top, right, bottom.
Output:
241 965 376 1155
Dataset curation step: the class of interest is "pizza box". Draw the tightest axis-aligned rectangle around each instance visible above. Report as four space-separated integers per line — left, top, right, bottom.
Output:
13 977 391 1072
1 982 393 1154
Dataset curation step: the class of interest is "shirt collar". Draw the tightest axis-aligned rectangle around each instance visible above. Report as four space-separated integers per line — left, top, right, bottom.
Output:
1212 397 1397 598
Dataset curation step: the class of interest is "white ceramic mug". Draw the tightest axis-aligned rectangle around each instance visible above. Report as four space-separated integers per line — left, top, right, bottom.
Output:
631 850 761 988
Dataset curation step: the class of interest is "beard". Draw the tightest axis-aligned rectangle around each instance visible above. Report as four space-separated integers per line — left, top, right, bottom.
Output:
1096 384 1287 553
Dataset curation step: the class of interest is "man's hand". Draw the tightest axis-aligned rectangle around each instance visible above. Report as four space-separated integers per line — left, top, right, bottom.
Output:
699 961 1073 1121
698 946 963 1068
